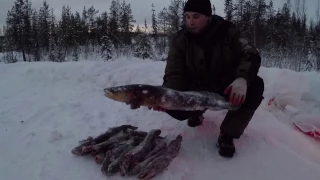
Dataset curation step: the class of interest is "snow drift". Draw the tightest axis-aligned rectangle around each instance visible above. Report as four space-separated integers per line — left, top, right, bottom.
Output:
1 58 320 180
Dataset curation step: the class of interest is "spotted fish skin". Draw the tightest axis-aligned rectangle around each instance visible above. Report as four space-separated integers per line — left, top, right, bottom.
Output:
104 84 240 111
128 147 167 176
71 125 137 156
81 133 131 155
164 135 182 158
137 155 171 179
101 136 145 175
137 135 183 179
144 139 167 160
120 129 161 175
103 143 137 176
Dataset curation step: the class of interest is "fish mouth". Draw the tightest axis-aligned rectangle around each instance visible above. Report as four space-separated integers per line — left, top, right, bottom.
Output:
104 88 114 98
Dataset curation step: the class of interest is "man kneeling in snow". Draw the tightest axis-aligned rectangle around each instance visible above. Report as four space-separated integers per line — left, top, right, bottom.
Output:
150 0 264 158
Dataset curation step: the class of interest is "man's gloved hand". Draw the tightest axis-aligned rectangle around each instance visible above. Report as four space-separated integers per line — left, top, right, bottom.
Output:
224 77 247 105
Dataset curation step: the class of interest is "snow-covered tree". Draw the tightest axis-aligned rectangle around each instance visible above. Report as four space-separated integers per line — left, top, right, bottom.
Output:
48 8 57 62
38 0 50 52
133 33 152 59
30 9 41 61
100 35 113 61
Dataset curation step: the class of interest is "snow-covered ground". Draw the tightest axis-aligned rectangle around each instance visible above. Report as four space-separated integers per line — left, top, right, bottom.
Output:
1 58 320 180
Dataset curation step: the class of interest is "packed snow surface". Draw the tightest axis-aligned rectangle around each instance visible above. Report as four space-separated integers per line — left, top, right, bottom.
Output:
1 58 320 180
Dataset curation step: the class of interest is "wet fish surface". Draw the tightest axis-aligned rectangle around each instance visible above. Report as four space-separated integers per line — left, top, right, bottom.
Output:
137 135 183 179
120 129 161 175
71 125 137 156
104 84 239 111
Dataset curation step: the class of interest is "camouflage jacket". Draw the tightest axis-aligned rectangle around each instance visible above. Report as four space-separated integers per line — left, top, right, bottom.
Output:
162 15 261 93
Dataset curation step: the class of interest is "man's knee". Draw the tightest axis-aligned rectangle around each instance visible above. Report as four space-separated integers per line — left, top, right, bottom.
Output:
165 110 189 121
249 76 264 95
165 110 205 121
244 76 264 110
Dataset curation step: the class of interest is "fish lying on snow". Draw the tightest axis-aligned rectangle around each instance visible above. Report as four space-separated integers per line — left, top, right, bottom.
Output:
137 135 183 179
104 84 239 111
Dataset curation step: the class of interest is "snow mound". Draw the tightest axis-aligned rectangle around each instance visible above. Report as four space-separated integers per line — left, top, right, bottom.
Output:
1 59 320 180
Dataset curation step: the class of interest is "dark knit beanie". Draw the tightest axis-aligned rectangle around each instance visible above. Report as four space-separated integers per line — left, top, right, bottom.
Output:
183 0 212 16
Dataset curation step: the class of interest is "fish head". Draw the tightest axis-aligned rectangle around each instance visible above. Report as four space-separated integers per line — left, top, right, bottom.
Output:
104 84 146 102
104 86 134 103
104 84 162 106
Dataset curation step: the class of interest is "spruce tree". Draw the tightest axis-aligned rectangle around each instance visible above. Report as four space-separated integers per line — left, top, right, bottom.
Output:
224 0 233 21
133 33 152 59
100 35 113 61
48 8 57 62
38 0 50 52
108 0 121 49
119 1 135 46
158 7 168 54
30 9 41 61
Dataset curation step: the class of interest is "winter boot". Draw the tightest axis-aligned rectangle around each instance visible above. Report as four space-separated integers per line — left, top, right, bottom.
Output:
187 114 204 127
216 131 235 158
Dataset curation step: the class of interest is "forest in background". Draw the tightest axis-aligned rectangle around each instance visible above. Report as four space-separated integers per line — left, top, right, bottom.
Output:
1 0 320 72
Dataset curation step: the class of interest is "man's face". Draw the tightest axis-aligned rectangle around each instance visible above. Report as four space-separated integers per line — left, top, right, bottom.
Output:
185 12 209 34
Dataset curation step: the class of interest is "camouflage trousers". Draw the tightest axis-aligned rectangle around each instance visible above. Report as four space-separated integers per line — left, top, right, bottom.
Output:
165 76 264 139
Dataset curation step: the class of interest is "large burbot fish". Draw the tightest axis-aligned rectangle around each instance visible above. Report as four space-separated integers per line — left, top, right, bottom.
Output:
104 84 239 111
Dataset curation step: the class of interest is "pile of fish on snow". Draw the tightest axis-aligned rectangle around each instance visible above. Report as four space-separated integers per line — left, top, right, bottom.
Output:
71 125 182 179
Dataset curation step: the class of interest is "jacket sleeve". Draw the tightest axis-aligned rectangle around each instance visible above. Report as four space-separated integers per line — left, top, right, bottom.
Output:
162 34 188 91
229 24 261 84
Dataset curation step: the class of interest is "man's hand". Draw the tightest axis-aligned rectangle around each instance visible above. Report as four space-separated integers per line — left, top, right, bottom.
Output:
224 77 247 105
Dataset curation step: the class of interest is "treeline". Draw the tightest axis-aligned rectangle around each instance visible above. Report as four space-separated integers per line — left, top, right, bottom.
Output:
1 0 189 63
224 0 320 71
1 0 320 72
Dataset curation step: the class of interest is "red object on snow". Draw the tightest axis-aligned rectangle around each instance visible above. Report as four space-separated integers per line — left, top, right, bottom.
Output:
292 114 320 140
